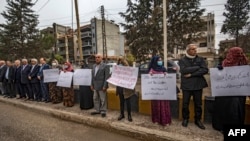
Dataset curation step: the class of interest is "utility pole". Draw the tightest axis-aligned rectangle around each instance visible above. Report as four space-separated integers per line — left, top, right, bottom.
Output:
163 0 168 68
101 5 107 62
74 0 83 61
65 35 69 62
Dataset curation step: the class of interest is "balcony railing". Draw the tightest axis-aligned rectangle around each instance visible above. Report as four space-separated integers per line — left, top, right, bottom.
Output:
81 31 92 38
82 42 92 48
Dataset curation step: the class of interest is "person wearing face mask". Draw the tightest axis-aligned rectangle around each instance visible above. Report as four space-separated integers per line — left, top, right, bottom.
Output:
116 58 134 122
48 59 63 104
62 61 75 107
147 55 171 126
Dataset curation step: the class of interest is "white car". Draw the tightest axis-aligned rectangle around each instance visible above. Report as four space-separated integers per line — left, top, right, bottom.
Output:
106 63 117 74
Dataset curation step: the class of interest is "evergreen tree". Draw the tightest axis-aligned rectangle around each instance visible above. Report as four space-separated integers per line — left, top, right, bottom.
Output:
0 0 40 60
120 0 205 62
221 0 250 46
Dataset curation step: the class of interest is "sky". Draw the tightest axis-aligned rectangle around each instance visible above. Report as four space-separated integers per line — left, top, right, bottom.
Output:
0 0 229 49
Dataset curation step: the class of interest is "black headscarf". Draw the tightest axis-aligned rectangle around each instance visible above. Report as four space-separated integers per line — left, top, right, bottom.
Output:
148 56 167 73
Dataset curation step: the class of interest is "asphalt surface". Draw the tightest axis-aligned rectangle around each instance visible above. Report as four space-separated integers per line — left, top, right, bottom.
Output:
0 102 139 141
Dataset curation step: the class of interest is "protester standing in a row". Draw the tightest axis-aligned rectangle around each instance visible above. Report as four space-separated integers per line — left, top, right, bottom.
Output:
62 61 74 107
28 58 40 101
79 60 93 110
148 56 172 126
116 58 133 122
14 60 22 99
21 59 31 100
4 60 15 98
91 54 110 118
0 60 7 95
179 44 208 130
49 59 63 104
37 58 50 102
213 47 248 132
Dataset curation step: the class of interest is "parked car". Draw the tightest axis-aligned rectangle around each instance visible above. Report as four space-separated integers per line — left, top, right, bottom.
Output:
106 62 117 74
138 60 180 79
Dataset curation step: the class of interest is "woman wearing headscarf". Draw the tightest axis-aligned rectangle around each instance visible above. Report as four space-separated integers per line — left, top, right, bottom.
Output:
116 58 134 122
213 47 248 132
62 61 75 107
48 59 63 104
79 60 94 110
148 55 171 126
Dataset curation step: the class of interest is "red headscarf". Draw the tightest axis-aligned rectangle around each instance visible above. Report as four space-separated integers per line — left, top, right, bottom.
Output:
222 47 248 67
63 62 74 72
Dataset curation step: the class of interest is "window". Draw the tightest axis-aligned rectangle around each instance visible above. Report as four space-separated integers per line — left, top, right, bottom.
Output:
199 42 207 47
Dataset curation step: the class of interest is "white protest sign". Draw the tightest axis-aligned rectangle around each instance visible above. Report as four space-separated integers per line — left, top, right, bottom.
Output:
141 74 177 100
107 65 138 90
210 65 250 96
73 69 92 86
56 71 73 88
43 69 60 83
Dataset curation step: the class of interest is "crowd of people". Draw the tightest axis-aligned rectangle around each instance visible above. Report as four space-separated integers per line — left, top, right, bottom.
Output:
0 44 249 132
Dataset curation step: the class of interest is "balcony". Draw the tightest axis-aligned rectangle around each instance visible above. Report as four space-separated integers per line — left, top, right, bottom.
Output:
83 50 92 56
82 42 92 48
81 31 92 38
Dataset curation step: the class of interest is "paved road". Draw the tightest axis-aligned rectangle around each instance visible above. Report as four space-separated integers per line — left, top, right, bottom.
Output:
0 102 138 141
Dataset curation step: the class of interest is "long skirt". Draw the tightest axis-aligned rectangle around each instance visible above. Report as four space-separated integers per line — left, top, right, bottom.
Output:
62 86 74 107
212 96 246 131
49 82 62 104
79 86 93 109
151 100 171 126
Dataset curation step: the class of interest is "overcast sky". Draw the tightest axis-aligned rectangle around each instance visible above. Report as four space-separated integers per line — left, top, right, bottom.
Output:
0 0 229 49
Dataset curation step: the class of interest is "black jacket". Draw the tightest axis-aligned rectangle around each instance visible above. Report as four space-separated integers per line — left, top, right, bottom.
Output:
0 65 7 82
179 55 208 90
4 66 15 83
29 65 40 83
14 66 22 83
21 64 31 84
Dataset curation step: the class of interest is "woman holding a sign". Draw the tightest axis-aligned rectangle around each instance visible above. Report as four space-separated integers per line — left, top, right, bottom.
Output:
148 56 171 126
62 62 75 107
48 60 63 104
213 47 248 132
116 58 134 122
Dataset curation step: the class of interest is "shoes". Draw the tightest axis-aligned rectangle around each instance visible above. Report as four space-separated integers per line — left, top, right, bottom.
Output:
118 114 125 121
128 115 133 122
182 119 188 127
195 120 205 130
101 113 106 118
91 111 101 115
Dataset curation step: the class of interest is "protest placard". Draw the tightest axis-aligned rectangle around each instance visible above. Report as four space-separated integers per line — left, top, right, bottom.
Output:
73 69 92 86
107 65 138 90
210 65 250 96
56 71 73 88
43 69 59 83
141 74 177 100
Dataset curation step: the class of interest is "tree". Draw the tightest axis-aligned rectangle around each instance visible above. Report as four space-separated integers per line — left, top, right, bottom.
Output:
0 0 40 60
221 0 250 46
120 0 205 62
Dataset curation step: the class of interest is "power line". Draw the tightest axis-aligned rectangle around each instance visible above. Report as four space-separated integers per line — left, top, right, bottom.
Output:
37 0 50 13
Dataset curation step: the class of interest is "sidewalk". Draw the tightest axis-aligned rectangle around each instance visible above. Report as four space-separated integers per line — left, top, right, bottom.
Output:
0 96 223 141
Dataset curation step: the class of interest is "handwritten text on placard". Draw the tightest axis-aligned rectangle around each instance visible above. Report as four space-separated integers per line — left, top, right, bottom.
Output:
210 65 250 96
107 65 138 89
141 74 177 100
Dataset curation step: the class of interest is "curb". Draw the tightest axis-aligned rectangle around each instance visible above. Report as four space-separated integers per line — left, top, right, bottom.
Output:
0 97 194 141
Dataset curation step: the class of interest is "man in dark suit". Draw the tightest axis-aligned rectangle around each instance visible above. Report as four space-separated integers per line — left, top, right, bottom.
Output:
37 57 50 103
20 58 32 100
91 54 110 117
0 60 7 96
28 58 40 101
14 60 22 99
4 60 15 98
